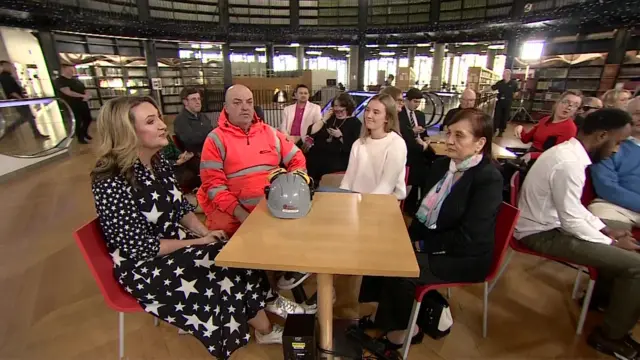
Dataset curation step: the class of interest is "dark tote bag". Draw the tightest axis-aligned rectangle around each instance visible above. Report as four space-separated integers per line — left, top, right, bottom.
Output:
417 290 453 339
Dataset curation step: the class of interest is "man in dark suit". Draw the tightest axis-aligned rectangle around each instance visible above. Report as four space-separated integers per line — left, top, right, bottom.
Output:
399 87 428 138
397 87 434 213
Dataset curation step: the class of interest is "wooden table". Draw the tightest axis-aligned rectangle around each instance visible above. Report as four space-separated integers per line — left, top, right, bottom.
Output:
429 139 517 160
215 193 420 357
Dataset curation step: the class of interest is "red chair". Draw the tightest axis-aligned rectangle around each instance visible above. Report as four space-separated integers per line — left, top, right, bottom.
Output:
497 171 597 336
400 202 520 359
74 219 156 359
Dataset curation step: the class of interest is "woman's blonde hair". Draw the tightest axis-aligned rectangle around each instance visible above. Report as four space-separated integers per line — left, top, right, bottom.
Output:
601 89 632 108
360 94 401 140
90 96 161 185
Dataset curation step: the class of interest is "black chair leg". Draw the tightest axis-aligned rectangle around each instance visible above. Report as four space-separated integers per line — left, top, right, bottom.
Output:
305 292 317 306
291 285 308 304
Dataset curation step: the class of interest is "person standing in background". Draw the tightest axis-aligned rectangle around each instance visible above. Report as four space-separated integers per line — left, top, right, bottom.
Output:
491 69 519 137
55 64 92 143
279 84 322 145
0 60 49 139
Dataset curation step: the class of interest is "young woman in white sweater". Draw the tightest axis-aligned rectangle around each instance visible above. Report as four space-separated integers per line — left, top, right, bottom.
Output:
339 94 408 199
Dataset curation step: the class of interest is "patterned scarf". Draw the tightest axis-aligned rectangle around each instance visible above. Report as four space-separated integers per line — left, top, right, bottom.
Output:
415 154 484 229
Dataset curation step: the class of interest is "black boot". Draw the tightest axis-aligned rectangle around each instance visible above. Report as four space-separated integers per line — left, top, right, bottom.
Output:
587 327 637 360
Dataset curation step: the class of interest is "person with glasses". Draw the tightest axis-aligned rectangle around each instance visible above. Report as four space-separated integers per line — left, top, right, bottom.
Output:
173 87 216 154
575 97 604 130
440 88 477 131
304 92 362 186
514 91 582 161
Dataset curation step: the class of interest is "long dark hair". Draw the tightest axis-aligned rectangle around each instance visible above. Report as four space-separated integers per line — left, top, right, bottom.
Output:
448 108 494 158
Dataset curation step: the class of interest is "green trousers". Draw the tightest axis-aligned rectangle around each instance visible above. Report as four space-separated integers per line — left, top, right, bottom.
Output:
520 229 640 339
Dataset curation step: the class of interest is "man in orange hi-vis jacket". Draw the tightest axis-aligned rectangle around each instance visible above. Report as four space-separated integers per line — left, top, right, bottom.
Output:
197 84 307 235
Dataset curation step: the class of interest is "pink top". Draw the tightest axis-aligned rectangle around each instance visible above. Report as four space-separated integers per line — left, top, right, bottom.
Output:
290 103 306 136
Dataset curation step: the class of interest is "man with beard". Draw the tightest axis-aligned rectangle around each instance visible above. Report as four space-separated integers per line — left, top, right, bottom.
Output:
515 108 640 360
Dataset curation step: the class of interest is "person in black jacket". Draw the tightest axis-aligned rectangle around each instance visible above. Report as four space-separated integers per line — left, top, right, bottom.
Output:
399 88 428 138
358 108 503 351
305 92 362 186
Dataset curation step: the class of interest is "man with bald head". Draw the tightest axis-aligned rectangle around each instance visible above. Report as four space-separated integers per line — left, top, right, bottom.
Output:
589 97 640 231
441 88 476 131
197 84 307 235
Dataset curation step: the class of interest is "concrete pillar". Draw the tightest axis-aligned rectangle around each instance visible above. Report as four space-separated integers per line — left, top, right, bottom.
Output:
266 43 274 77
504 33 518 70
348 44 365 91
486 49 496 70
222 43 232 89
447 55 455 88
408 47 416 69
296 46 304 71
430 43 445 90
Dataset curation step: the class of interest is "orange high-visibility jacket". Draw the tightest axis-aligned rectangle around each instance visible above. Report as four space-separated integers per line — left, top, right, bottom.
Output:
197 110 306 235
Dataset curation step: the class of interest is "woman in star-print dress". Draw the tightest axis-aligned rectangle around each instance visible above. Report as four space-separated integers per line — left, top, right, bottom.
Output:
90 96 296 359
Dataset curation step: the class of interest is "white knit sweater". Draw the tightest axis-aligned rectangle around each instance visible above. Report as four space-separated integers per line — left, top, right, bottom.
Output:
339 131 408 200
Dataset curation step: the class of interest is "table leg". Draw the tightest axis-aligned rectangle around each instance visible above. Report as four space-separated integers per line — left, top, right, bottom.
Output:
317 273 333 359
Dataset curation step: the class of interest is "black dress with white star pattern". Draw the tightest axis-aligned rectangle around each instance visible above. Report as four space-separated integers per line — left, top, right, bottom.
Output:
92 156 274 359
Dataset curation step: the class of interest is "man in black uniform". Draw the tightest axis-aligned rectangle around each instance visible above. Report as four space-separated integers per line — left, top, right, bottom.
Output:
0 60 49 139
55 64 93 144
491 69 519 137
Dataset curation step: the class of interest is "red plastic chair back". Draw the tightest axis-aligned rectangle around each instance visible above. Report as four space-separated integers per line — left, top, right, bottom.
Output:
73 219 141 312
414 202 520 301
581 167 596 206
509 171 520 207
487 202 520 281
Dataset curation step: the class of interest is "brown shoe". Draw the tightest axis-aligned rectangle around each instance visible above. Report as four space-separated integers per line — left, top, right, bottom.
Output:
587 327 637 360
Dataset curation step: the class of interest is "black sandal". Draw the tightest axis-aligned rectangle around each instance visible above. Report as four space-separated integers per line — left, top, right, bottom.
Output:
379 331 424 351
358 315 376 329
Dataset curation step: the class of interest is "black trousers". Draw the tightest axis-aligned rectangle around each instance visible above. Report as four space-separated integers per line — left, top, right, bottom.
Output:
175 156 201 192
305 151 348 187
359 253 445 332
493 100 512 133
70 102 92 140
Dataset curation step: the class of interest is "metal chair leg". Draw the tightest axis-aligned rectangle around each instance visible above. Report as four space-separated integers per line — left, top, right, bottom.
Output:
577 279 595 335
401 300 422 360
153 317 159 326
571 268 584 300
119 312 125 360
483 281 489 338
446 288 451 299
488 250 514 293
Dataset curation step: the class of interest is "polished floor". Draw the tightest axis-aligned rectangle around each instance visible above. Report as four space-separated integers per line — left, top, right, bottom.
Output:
0 122 633 360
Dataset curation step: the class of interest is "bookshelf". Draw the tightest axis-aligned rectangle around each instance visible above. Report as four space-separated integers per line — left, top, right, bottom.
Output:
512 53 608 119
60 54 151 119
617 51 640 92
156 43 225 115
466 66 500 93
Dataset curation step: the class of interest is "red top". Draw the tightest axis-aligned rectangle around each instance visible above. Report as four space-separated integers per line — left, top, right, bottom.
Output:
521 115 577 159
290 103 306 136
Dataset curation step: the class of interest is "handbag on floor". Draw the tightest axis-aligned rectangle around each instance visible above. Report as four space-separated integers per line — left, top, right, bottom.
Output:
417 290 453 339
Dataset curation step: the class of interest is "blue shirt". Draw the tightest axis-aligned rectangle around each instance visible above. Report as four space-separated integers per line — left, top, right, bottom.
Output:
591 138 640 213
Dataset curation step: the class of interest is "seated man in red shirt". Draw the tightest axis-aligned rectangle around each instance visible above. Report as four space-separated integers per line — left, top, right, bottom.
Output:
514 91 581 162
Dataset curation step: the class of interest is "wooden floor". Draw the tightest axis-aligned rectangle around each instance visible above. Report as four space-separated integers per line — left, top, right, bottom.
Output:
0 122 634 360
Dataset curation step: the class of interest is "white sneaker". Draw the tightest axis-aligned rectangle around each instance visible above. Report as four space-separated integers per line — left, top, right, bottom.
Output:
255 324 284 345
265 295 317 319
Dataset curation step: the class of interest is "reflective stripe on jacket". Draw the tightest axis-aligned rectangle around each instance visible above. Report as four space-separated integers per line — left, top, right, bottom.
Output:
197 110 306 235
